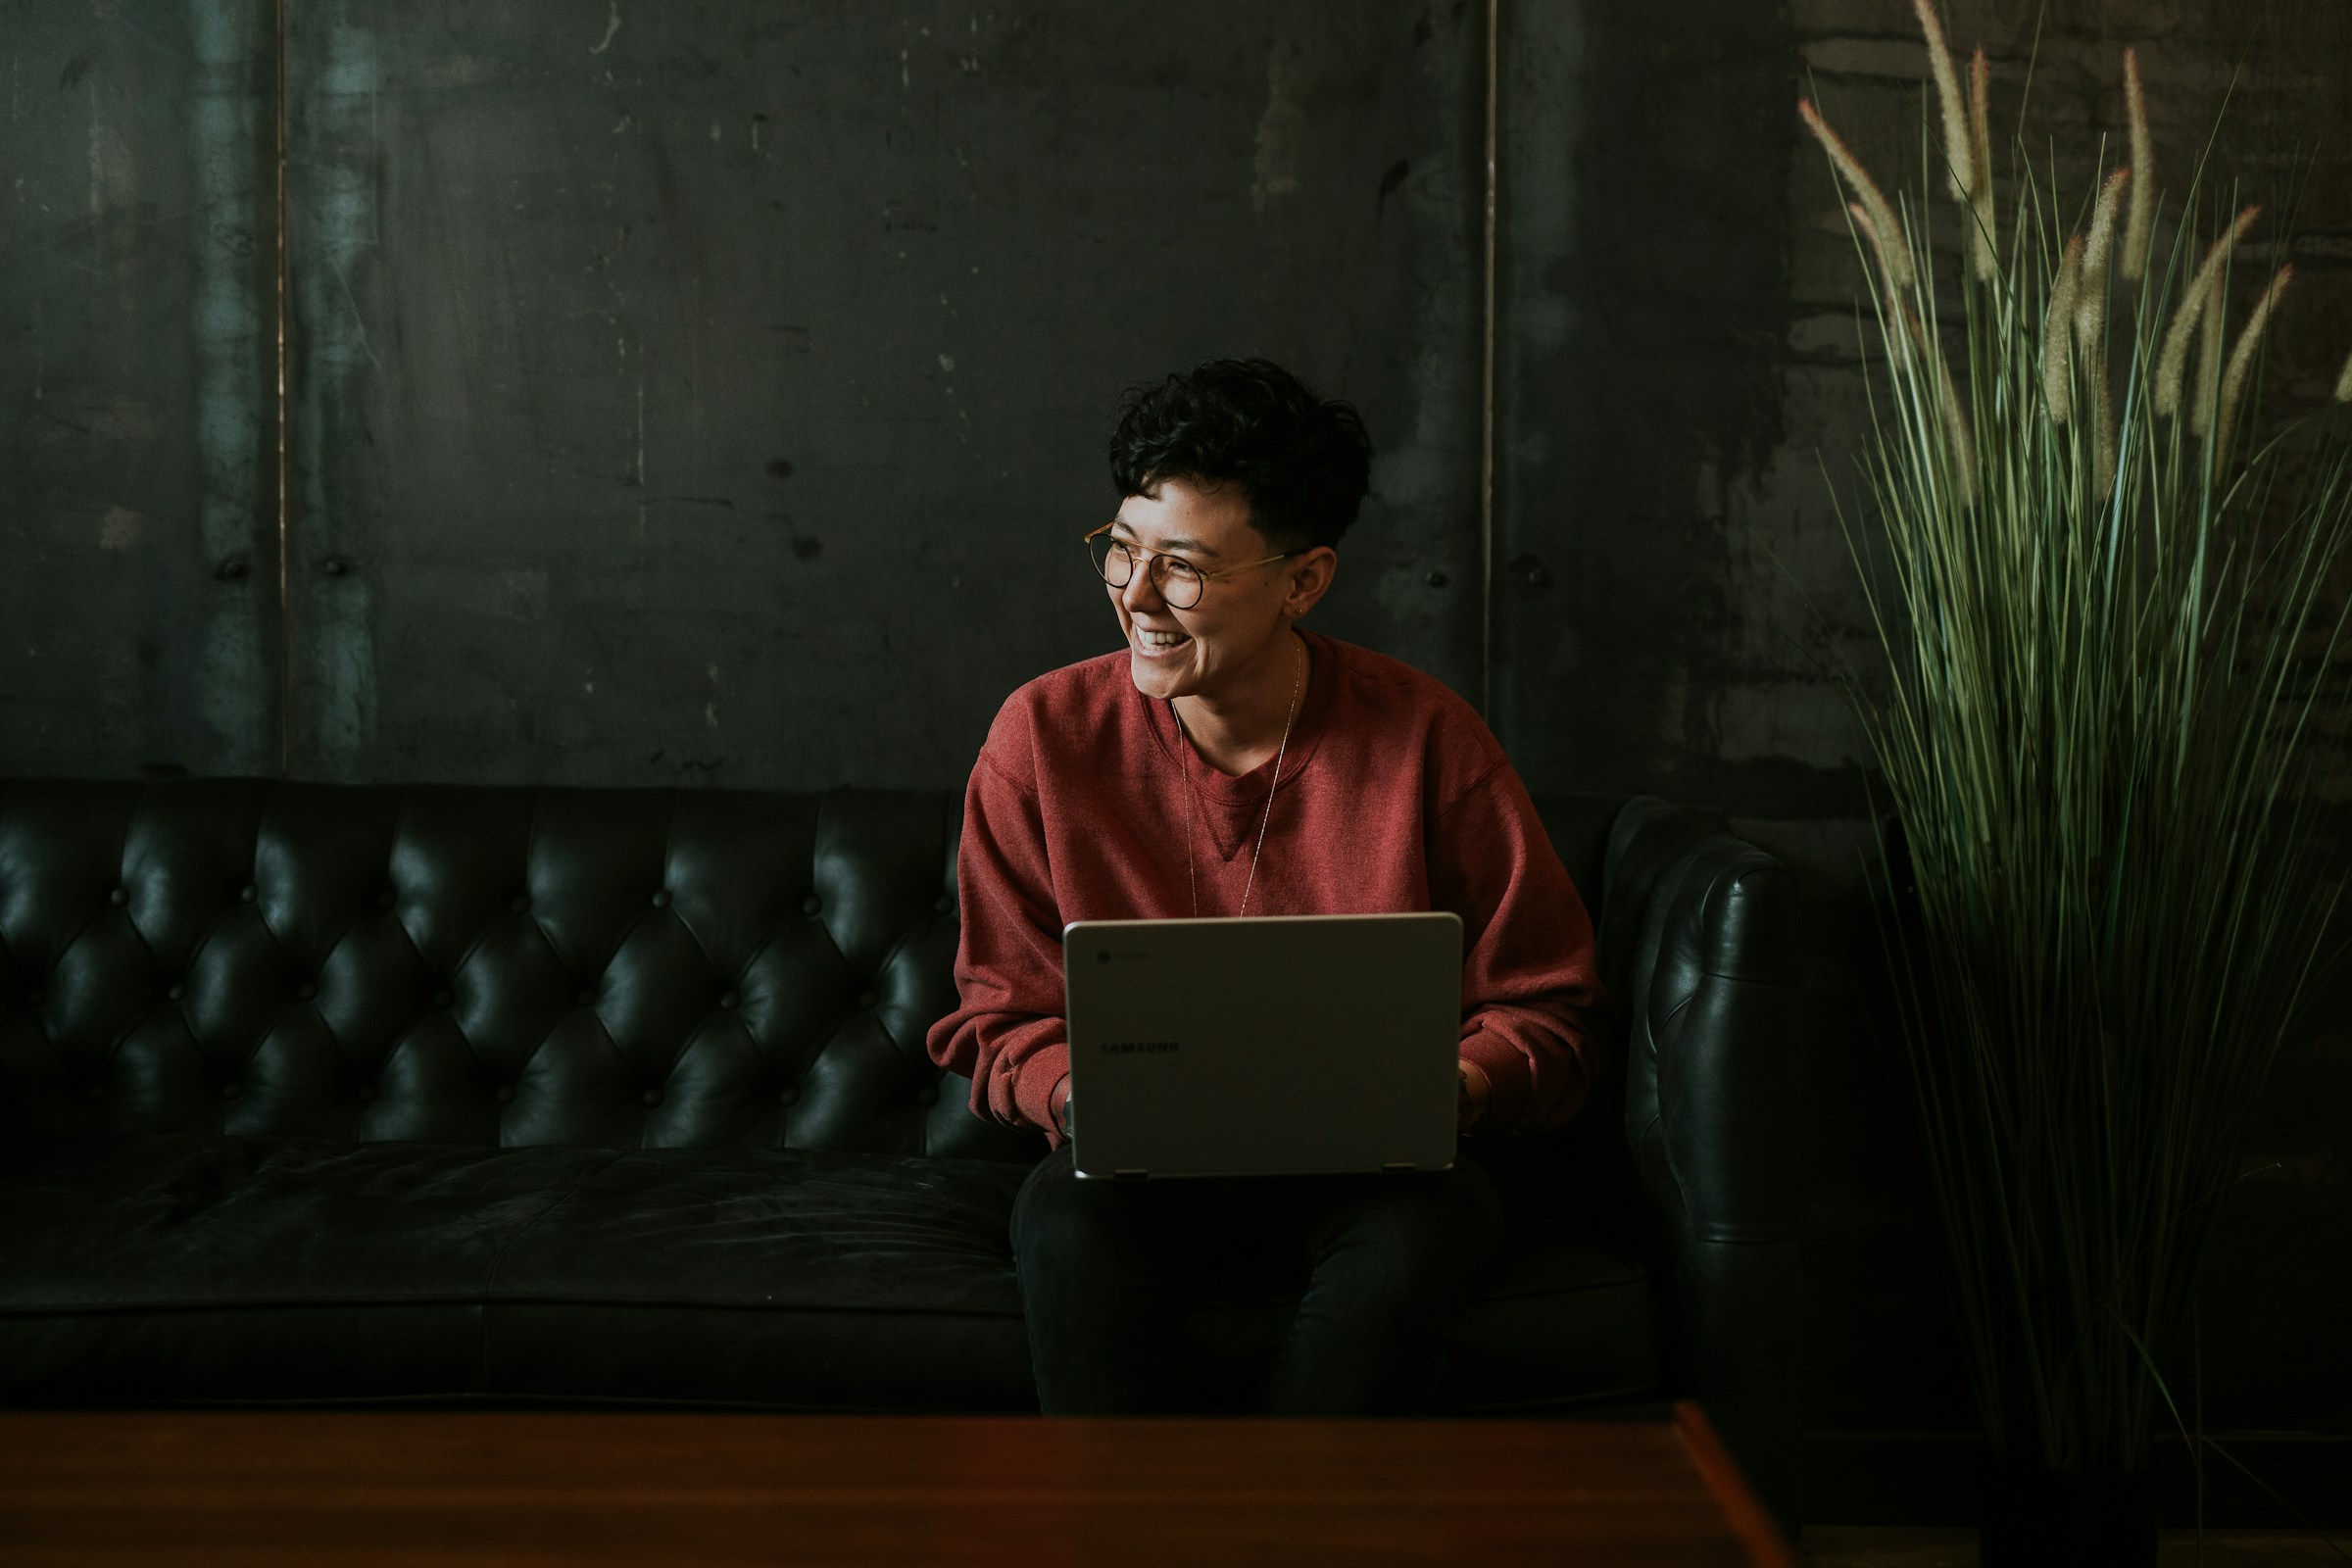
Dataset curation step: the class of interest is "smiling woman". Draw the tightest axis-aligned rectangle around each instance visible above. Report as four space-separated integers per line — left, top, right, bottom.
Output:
1089 480 1322 777
1089 363 1360 776
924 358 1607 1419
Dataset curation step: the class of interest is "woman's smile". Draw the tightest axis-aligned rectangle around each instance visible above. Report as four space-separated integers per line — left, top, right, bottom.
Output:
1132 626 1193 657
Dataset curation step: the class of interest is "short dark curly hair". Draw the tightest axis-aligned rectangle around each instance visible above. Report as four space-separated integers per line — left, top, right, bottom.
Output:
1107 359 1372 552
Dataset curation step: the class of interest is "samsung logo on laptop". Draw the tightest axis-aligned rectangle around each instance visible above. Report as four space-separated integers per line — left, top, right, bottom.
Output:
1098 1040 1181 1055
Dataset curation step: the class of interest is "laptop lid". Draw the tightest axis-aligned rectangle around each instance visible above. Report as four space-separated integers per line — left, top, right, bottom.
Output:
1062 911 1463 1180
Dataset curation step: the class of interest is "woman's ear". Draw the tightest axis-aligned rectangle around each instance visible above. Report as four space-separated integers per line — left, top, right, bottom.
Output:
1283 547 1340 619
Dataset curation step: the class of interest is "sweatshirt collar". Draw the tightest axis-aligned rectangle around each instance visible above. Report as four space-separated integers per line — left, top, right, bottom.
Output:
1140 628 1339 802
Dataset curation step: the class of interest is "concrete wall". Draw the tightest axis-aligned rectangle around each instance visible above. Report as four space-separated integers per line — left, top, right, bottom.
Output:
277 0 1484 786
0 0 280 777
4 0 2350 1522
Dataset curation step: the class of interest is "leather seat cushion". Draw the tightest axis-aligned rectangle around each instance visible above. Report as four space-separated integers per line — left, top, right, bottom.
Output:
0 1137 1655 1411
482 1147 1038 1409
0 1136 1034 1408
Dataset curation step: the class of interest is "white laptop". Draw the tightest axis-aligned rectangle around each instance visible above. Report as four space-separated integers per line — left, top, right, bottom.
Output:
1062 911 1463 1180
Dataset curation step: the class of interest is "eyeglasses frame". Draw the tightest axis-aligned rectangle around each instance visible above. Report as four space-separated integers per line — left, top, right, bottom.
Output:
1083 523 1303 610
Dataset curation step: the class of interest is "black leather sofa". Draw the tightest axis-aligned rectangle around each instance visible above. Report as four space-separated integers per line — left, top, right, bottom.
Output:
0 779 1804 1524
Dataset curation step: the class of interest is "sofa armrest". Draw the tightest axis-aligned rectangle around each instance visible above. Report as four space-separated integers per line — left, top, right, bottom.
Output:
1600 796 1806 1532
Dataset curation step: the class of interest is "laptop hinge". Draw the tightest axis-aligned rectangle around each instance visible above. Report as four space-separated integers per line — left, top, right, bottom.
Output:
1113 1168 1150 1181
1381 1161 1418 1174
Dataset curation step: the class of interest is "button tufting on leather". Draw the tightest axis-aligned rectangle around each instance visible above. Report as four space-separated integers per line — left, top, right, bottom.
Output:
4 785 1037 1156
641 1087 662 1108
916 1084 939 1106
109 887 126 907
511 894 531 913
576 988 596 1006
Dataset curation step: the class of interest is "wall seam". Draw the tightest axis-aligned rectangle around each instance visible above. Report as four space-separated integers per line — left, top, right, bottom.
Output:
273 0 291 778
1480 0 1499 720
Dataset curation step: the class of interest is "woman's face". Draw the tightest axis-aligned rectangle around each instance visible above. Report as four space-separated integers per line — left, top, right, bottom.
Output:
1106 477 1306 706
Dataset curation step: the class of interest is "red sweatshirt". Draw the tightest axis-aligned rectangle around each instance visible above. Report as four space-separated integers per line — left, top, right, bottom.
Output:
925 630 1605 1147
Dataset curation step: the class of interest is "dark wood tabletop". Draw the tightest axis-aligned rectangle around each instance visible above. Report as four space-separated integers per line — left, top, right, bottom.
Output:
0 1398 1795 1567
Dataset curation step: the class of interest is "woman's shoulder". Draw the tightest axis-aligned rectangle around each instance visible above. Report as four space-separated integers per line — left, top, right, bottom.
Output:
979 649 1138 783
1313 633 1509 797
1000 648 1133 723
1319 635 1494 738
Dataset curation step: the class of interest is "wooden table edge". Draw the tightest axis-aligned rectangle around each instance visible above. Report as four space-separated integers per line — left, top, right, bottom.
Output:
1672 1399 1799 1568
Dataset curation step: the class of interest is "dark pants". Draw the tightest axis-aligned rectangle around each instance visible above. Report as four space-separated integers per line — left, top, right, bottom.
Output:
1010 1144 1505 1415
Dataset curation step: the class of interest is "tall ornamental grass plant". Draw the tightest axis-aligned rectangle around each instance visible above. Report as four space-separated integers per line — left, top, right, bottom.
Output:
1806 2 2352 1481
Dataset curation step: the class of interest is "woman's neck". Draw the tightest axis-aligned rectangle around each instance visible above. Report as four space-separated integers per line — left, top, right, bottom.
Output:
1172 630 1307 778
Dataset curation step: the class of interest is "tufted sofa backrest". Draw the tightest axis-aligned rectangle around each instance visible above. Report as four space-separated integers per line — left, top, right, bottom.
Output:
2 779 1739 1178
0 780 1041 1161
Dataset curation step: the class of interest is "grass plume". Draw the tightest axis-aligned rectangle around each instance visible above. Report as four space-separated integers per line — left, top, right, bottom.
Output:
1915 0 1973 201
2076 168 2131 351
2155 205 2260 418
1849 201 1898 289
2193 267 2228 437
2123 49 2156 280
2043 235 2083 423
1803 99 1914 289
2214 265 2291 458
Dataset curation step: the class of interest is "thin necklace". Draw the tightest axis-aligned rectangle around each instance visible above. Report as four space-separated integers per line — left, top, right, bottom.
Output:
1172 636 1305 919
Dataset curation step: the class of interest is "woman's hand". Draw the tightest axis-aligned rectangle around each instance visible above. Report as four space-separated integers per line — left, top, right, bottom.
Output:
1456 1059 1493 1134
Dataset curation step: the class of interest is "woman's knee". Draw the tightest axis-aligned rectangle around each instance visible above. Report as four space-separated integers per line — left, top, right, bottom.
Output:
1309 1163 1504 1277
1011 1146 1133 1263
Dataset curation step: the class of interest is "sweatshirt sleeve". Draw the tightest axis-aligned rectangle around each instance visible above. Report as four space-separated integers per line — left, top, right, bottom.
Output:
924 730 1073 1147
1428 760 1609 1132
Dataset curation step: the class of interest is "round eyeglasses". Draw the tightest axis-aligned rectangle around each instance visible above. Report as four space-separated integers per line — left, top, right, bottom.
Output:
1083 524 1299 612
